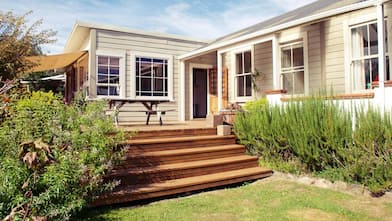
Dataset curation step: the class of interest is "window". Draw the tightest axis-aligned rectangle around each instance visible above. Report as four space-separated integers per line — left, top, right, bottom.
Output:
97 56 120 96
351 21 389 90
136 57 168 97
280 42 304 94
235 51 252 97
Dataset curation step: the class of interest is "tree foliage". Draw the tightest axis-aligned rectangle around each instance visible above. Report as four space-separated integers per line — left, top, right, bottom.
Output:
0 91 124 220
0 10 56 80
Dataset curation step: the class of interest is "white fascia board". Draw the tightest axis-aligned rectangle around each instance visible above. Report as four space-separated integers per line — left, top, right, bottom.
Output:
75 21 211 44
179 0 379 60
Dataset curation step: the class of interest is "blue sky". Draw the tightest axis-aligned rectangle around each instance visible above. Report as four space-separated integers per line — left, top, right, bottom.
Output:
1 0 315 54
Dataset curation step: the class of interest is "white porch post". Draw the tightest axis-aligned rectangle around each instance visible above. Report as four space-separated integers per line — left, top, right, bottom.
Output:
272 35 280 89
217 52 223 111
180 60 186 121
377 1 386 114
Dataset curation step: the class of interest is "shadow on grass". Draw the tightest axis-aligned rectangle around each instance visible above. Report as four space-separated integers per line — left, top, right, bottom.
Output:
71 180 260 221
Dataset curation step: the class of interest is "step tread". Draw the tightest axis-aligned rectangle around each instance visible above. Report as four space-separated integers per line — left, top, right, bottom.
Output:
129 144 244 156
111 155 258 176
109 167 272 195
127 135 236 145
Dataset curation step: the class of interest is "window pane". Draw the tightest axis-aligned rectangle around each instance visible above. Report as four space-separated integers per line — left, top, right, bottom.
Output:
245 74 252 96
153 63 164 77
141 58 152 63
98 74 108 84
244 51 252 73
141 78 151 91
98 56 108 65
293 46 304 67
153 59 164 63
352 60 365 91
281 47 292 68
110 67 119 75
369 23 378 55
98 65 108 75
109 86 119 96
164 63 168 78
136 77 140 92
387 56 390 81
140 62 151 76
154 78 163 92
97 86 108 95
293 71 304 94
110 57 119 66
237 76 244 97
236 53 243 75
351 25 369 57
282 73 294 94
371 57 379 85
110 76 119 84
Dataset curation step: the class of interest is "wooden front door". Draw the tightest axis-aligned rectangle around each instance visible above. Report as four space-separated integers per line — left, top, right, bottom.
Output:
193 68 208 118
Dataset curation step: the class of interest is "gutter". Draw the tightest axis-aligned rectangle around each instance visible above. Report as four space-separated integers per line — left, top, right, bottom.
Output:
179 0 381 60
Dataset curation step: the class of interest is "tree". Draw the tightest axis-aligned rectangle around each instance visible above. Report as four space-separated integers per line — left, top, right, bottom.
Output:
0 10 56 80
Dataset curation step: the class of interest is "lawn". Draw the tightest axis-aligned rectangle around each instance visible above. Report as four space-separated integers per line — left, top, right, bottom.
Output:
75 177 392 221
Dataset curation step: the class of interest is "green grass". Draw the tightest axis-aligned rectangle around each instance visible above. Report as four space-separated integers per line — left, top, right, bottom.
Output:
74 179 391 221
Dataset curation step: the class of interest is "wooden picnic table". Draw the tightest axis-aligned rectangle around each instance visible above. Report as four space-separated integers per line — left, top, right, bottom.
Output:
108 99 174 126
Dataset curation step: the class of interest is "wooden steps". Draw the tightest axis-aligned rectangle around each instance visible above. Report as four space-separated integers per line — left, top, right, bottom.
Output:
94 128 272 206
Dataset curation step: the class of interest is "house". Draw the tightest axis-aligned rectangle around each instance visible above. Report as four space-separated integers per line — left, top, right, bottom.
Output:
30 0 392 123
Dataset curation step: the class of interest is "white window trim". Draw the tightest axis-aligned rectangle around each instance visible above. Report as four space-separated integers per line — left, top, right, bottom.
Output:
95 49 126 98
278 32 309 96
231 46 255 103
345 13 389 93
130 51 174 101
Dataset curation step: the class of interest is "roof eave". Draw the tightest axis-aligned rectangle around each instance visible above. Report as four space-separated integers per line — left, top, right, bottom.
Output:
179 0 381 60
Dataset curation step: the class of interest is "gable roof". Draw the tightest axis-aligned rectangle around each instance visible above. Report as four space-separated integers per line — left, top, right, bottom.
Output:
179 0 386 60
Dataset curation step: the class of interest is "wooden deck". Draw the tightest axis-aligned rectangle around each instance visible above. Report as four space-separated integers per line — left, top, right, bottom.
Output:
93 124 272 206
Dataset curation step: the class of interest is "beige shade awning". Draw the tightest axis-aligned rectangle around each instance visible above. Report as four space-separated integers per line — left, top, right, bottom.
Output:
25 51 87 73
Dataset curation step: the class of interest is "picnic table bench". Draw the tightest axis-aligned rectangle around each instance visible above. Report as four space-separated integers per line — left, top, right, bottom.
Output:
107 99 175 126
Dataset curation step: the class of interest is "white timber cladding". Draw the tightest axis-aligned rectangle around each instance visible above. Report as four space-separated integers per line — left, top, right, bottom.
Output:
254 41 273 96
94 29 206 123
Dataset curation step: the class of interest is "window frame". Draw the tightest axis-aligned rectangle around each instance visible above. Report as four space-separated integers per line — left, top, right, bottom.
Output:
131 51 174 101
95 50 126 98
232 46 254 102
349 19 389 91
280 41 306 95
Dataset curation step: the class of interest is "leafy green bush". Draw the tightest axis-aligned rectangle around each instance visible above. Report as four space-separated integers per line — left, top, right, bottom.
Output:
0 91 124 220
234 97 392 194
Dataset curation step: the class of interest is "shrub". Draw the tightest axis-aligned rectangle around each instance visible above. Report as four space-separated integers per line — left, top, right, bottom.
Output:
234 97 392 193
0 91 124 220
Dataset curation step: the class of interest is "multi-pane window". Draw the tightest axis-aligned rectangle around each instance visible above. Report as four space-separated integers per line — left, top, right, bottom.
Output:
351 21 389 90
280 42 305 94
97 56 120 96
235 51 252 97
136 57 168 97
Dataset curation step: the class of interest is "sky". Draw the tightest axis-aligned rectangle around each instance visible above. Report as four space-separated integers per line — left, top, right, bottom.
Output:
1 0 316 54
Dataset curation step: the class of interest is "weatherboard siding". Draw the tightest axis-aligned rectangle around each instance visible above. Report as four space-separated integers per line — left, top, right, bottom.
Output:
254 41 273 96
94 29 206 123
